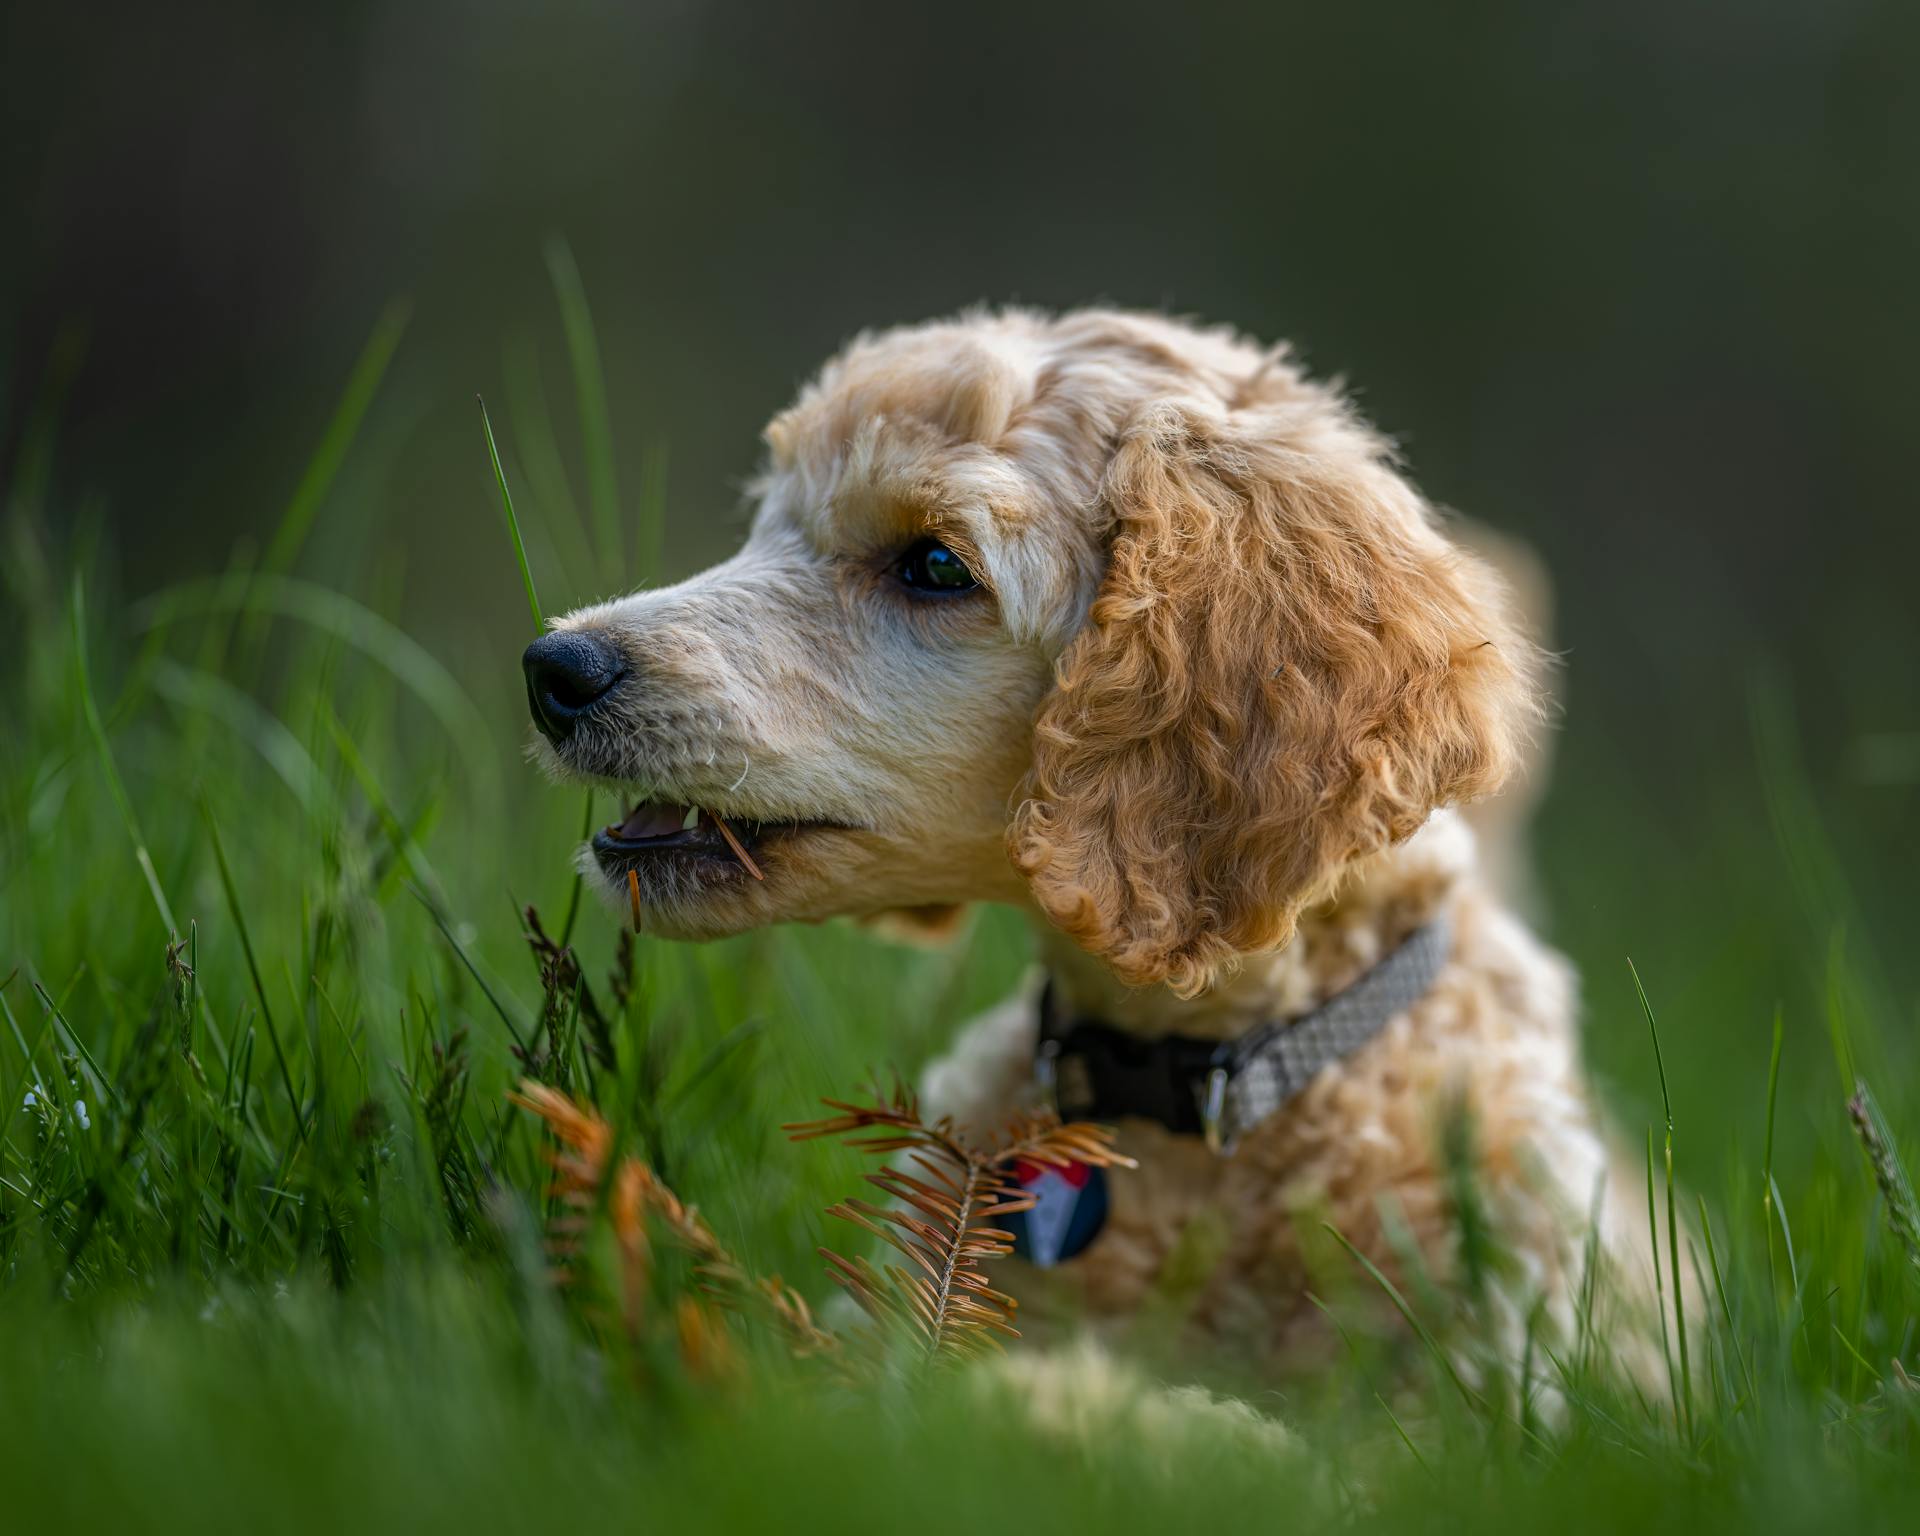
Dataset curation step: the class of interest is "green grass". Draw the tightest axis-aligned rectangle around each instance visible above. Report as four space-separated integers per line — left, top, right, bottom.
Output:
3 294 1919 1532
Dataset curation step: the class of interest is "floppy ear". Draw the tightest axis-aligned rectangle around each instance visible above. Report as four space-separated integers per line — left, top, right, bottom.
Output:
1008 398 1540 997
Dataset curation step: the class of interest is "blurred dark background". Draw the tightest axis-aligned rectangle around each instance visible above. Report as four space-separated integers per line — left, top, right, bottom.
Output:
4 0 1916 1135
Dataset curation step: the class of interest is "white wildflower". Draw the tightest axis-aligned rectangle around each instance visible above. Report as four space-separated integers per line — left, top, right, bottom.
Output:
72 1098 91 1131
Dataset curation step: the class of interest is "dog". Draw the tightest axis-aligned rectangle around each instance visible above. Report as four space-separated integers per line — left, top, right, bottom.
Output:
523 307 1656 1381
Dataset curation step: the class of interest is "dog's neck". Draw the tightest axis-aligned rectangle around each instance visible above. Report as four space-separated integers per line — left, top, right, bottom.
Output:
1030 809 1475 1043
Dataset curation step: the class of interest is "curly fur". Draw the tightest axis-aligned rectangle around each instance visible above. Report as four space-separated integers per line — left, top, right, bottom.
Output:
1010 385 1539 996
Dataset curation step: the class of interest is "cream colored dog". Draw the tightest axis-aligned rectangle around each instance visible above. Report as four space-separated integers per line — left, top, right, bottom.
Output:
522 308 1652 1377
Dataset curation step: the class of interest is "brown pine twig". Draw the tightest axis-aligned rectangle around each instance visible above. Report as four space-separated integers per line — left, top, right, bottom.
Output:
784 1080 1133 1365
706 811 764 881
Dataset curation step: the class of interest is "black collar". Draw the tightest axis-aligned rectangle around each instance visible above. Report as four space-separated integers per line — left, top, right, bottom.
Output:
1036 915 1454 1152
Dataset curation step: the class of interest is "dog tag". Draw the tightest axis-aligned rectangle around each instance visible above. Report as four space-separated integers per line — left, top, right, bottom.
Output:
1000 1159 1108 1267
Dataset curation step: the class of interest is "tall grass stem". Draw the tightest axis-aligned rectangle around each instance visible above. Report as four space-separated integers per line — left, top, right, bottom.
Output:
544 236 621 571
262 299 411 578
479 395 545 634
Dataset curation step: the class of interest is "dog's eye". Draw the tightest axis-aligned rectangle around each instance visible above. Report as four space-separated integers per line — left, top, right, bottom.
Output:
894 537 979 595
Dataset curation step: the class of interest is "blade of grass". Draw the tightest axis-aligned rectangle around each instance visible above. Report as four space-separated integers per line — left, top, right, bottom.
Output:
262 298 411 577
30 979 122 1112
501 329 597 598
1321 1220 1480 1413
1630 958 1674 1128
1573 1171 1606 1387
72 572 176 937
371 789 446 904
1696 1194 1756 1409
1 984 57 1157
203 798 306 1137
558 790 596 948
1830 1321 1883 1385
1646 1127 1678 1433
135 573 486 750
1824 932 1860 1100
151 659 326 814
132 571 500 815
1377 1392 1434 1479
544 235 621 571
1768 1173 1800 1297
1 981 51 1096
323 705 447 911
409 886 531 1055
667 1017 765 1108
1631 958 1692 1442
479 395 545 634
1763 1005 1784 1302
478 388 597 948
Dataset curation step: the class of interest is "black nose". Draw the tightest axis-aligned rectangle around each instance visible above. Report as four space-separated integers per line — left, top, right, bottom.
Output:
522 630 625 743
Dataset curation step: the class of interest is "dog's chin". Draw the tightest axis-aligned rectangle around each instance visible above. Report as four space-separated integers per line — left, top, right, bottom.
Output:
576 797 858 939
580 860 754 941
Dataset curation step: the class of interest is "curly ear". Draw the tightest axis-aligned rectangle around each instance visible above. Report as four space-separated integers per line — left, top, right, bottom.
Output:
1008 398 1540 997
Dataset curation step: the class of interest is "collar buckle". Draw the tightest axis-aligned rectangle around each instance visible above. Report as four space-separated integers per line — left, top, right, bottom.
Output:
1200 1064 1232 1155
1035 1037 1061 1101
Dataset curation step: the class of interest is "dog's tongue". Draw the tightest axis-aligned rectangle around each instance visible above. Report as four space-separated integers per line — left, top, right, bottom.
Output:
610 801 695 840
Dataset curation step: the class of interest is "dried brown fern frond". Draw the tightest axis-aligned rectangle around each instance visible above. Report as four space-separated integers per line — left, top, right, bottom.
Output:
786 1081 1133 1366
511 1080 835 1362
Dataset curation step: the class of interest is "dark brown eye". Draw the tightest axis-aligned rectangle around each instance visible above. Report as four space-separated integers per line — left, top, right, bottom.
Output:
894 537 979 595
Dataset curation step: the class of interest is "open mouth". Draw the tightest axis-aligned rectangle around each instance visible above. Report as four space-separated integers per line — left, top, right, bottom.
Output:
591 800 828 881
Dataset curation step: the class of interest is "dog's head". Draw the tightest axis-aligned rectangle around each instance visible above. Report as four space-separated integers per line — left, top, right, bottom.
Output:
526 309 1539 995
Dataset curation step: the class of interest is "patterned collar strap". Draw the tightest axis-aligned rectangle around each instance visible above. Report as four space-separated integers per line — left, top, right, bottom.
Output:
1037 914 1454 1154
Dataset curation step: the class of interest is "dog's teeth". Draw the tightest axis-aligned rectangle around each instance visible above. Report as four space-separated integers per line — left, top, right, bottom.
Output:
682 806 701 830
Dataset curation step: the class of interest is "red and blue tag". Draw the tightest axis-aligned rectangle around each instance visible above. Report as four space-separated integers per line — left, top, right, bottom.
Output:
1000 1159 1109 1267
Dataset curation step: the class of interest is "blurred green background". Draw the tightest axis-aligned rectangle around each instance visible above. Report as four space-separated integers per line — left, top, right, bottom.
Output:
5 0 1918 1173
